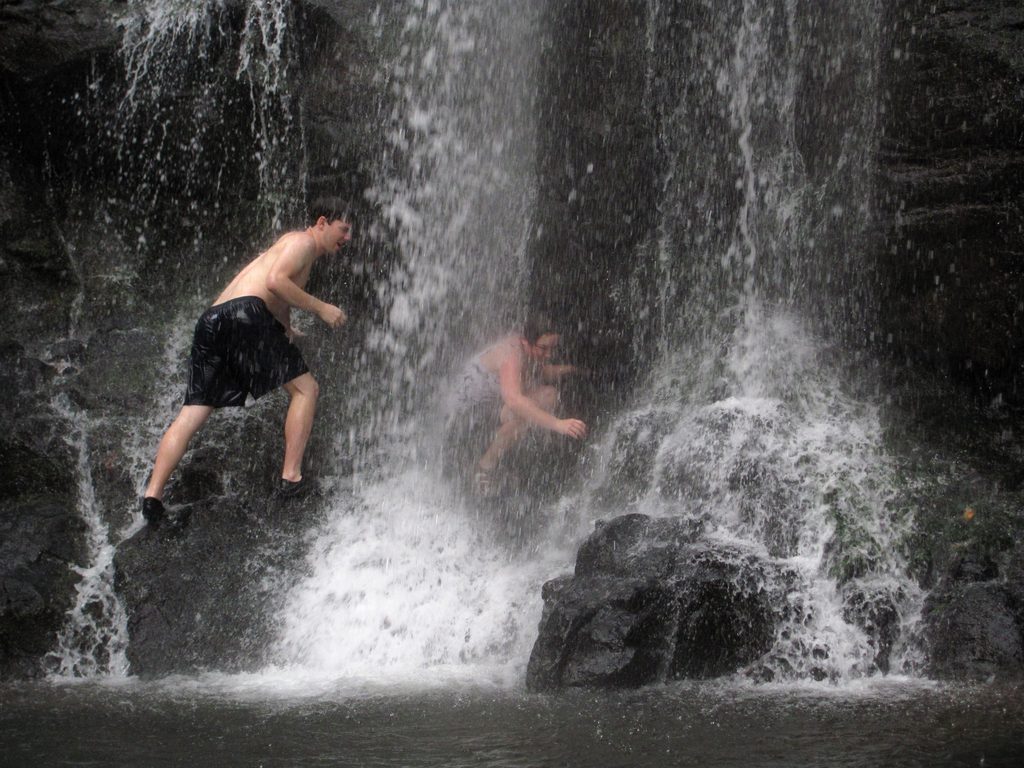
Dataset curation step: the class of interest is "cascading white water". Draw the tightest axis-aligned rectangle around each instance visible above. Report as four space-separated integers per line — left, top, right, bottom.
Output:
574 0 922 681
46 395 131 678
270 0 556 682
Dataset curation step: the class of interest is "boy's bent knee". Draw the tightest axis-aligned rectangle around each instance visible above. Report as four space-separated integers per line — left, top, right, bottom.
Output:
287 373 319 400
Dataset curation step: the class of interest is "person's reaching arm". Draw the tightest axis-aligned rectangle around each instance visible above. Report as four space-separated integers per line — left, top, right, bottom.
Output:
266 236 346 329
498 355 587 439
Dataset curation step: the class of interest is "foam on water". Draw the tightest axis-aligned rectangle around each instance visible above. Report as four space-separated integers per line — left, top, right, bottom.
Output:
271 467 573 682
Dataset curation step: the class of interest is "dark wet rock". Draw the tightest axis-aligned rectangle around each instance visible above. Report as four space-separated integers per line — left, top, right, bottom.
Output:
527 514 777 691
1001 542 1024 615
841 582 902 674
77 328 159 410
113 493 317 677
0 0 122 83
924 581 1023 680
0 437 85 679
530 0 657 398
879 0 1024 401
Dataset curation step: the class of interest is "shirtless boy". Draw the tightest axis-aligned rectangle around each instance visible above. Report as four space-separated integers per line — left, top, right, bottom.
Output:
141 208 352 528
446 313 587 496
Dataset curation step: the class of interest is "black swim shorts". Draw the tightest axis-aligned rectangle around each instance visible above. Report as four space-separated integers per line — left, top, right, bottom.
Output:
183 296 309 408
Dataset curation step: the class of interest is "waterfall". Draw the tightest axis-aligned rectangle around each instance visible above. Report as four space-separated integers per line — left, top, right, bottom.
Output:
45 395 131 678
117 0 302 228
40 0 933 684
574 0 923 680
44 227 132 678
270 0 553 681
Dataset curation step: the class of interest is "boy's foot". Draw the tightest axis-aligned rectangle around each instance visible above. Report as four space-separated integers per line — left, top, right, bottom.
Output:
142 497 165 528
275 477 307 500
472 468 497 499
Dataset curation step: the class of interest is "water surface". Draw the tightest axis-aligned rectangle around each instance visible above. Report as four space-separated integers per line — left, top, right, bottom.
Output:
3 678 1021 767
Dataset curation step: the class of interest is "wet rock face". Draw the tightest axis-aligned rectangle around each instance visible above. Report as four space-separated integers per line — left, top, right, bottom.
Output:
527 514 777 691
923 545 1024 680
113 494 315 677
879 0 1024 401
0 428 86 679
0 0 121 82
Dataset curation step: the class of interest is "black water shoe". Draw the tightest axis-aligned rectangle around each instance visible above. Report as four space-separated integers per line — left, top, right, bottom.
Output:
142 497 165 528
275 477 307 500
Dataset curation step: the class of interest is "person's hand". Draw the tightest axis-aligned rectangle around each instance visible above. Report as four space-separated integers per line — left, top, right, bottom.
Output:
555 418 587 439
317 303 347 329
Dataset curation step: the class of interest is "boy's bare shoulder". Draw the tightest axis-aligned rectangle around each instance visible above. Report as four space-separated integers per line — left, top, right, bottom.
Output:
263 231 316 266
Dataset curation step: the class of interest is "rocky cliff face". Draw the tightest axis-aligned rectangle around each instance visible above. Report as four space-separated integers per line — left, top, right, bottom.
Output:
879 0 1024 402
876 0 1024 681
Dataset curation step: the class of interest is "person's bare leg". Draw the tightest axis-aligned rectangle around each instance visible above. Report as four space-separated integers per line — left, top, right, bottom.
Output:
281 373 319 482
478 418 526 472
478 385 558 471
145 405 214 500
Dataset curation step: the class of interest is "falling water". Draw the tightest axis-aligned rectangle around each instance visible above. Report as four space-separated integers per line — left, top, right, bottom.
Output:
579 0 923 681
364 0 539 433
271 0 551 681
117 0 302 227
45 395 131 678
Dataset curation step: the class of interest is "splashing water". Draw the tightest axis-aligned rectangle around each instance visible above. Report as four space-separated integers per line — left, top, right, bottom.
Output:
563 0 921 683
271 470 577 683
46 395 131 678
588 307 924 681
271 1 548 681
117 0 301 227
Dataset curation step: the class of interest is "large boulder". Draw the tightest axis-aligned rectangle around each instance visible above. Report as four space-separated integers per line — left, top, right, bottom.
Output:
527 514 778 691
113 492 318 677
923 544 1024 680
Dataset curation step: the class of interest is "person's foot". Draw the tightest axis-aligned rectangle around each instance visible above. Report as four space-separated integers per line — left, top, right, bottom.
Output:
472 468 497 499
275 476 307 500
142 497 165 528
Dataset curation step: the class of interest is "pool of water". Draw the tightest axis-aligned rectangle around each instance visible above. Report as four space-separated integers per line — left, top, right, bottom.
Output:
2 676 1022 767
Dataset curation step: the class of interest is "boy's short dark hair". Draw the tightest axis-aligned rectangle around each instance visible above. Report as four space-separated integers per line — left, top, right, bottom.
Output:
309 196 349 223
523 311 557 344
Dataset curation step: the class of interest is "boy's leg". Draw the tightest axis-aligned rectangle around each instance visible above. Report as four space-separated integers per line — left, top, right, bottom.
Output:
478 385 558 471
144 404 214 500
281 373 319 482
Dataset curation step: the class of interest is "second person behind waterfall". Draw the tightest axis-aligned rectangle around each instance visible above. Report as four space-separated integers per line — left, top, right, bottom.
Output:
443 312 587 498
